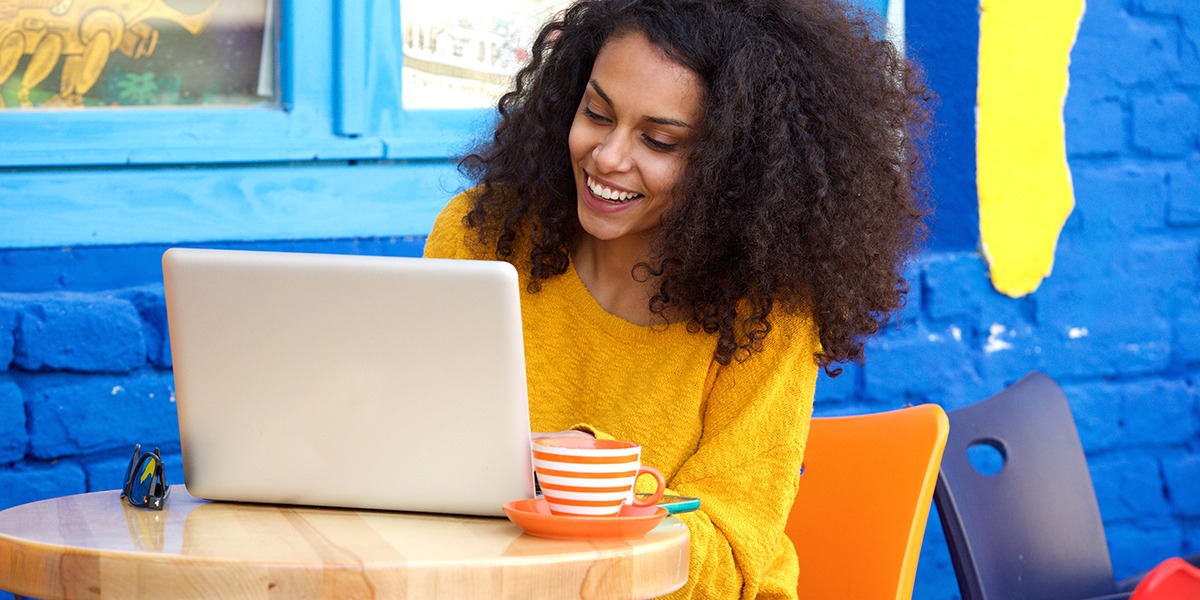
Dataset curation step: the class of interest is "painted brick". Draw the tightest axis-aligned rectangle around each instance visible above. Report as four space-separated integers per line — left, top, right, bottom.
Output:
1132 93 1200 156
1037 319 1171 380
1046 232 1195 358
974 319 1046 389
1070 166 1169 238
0 246 168 293
0 380 26 463
1090 453 1173 524
1122 236 1200 307
0 238 427 294
0 462 86 511
863 323 988 408
1166 159 1200 226
0 298 15 371
922 254 1035 354
1180 45 1200 88
1177 309 1200 366
1106 522 1186 581
1121 380 1198 447
22 370 177 459
1163 453 1200 517
1134 0 1200 26
1052 235 1123 285
1073 7 1180 88
85 453 132 494
117 285 172 368
1187 529 1200 558
14 293 147 373
1036 275 1173 378
922 252 992 321
1064 382 1125 453
1066 96 1125 157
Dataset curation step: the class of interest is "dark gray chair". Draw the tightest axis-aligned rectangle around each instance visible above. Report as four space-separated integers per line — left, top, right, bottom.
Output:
934 371 1198 600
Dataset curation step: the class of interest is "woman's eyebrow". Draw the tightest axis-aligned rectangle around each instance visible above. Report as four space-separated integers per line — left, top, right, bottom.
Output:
588 79 694 129
589 79 615 108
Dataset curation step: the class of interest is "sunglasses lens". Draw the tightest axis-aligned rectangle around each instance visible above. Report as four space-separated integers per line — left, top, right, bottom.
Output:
122 445 142 492
128 454 159 504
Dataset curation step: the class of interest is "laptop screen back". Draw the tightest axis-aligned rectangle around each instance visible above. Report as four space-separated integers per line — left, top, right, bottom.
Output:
162 248 535 516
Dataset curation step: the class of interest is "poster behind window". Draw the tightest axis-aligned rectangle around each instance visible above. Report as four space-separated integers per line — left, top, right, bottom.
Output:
0 0 277 109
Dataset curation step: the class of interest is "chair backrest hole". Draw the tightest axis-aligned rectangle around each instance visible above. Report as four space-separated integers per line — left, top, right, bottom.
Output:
966 439 1006 477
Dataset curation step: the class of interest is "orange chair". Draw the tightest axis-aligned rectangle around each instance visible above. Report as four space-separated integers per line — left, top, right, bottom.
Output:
786 403 950 600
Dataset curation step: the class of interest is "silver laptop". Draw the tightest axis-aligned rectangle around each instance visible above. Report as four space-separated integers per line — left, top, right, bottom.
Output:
162 248 535 516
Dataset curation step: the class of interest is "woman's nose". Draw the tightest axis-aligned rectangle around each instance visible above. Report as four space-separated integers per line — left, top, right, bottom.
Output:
592 132 634 172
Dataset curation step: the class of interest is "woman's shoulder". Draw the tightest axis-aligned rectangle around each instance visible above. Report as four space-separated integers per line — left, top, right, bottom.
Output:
424 187 491 260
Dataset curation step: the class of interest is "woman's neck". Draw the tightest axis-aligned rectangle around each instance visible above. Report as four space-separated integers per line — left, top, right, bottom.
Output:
571 234 662 326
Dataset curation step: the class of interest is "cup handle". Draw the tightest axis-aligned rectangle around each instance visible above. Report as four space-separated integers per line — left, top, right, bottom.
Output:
630 465 666 507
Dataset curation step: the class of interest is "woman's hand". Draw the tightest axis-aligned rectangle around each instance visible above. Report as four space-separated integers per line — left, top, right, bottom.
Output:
531 430 595 441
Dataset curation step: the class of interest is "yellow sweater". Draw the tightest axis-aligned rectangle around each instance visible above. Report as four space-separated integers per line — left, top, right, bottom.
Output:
424 190 818 599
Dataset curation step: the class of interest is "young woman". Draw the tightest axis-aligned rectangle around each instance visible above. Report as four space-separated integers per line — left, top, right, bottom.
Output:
424 0 931 597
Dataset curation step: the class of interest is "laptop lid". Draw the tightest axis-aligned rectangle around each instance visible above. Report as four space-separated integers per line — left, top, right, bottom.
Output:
162 248 535 517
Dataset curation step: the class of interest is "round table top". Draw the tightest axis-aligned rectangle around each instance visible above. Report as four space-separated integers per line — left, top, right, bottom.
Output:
0 486 689 600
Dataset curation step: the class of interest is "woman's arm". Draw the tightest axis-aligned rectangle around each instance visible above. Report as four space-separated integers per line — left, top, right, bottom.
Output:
665 312 817 599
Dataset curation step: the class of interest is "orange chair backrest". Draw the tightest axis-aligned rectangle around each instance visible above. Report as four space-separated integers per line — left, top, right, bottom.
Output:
786 403 950 600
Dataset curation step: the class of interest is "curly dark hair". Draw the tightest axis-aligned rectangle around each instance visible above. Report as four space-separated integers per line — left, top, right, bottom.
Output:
458 0 933 375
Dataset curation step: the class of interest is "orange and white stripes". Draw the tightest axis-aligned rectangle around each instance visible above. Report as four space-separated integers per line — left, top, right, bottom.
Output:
532 440 642 517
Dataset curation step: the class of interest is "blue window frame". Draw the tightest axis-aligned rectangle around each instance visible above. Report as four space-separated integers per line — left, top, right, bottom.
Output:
0 0 475 249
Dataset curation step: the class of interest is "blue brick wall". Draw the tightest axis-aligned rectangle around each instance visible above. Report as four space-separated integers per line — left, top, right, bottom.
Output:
0 2 1197 600
905 0 1198 596
0 238 423 506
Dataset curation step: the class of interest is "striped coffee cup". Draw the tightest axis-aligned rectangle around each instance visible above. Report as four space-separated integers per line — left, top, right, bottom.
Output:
532 438 666 517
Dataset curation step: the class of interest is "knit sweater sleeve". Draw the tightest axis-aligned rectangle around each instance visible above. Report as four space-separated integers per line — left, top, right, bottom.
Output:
667 313 817 599
578 312 818 599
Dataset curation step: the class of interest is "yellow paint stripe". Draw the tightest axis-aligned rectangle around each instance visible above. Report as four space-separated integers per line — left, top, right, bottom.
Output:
977 0 1085 297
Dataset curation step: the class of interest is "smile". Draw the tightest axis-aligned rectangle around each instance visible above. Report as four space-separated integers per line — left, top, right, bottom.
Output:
587 175 643 204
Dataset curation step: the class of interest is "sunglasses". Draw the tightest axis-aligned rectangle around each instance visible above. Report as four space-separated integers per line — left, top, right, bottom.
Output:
121 444 170 510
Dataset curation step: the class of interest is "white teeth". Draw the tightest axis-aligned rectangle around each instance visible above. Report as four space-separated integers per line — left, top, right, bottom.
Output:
587 176 642 203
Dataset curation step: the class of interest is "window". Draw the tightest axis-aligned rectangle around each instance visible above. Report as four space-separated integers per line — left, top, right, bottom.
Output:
0 1 277 110
400 0 569 110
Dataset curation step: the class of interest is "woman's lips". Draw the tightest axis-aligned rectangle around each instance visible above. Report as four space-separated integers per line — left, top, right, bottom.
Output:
581 173 644 213
586 174 643 203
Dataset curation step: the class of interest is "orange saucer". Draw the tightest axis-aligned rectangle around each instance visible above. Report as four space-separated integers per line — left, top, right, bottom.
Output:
502 497 669 540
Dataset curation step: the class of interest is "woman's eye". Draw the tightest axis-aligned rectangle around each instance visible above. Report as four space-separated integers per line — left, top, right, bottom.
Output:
643 135 678 152
582 106 610 122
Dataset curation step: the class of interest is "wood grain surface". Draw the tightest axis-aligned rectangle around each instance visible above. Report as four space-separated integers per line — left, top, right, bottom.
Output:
0 486 688 599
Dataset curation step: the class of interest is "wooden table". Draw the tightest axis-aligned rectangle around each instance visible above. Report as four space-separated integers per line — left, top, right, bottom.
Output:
0 486 689 599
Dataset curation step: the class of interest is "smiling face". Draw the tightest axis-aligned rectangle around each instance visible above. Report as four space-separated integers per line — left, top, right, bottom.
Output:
568 30 704 251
